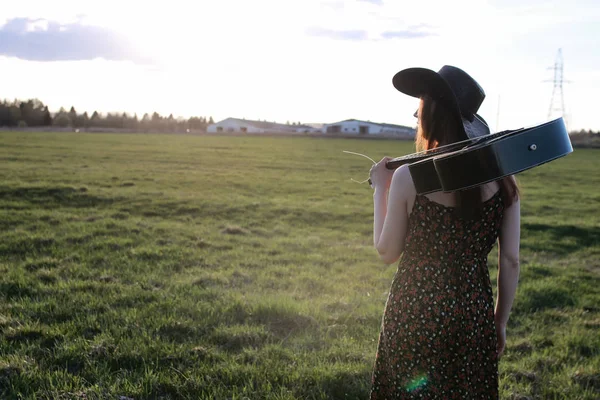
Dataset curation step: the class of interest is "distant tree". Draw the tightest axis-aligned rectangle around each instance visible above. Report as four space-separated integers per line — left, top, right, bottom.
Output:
53 112 71 127
22 99 48 126
119 112 127 129
90 111 100 127
19 102 29 123
0 101 8 126
43 106 52 126
141 113 151 132
8 105 21 126
0 96 215 133
131 113 139 130
105 112 122 129
81 111 89 128
69 106 80 128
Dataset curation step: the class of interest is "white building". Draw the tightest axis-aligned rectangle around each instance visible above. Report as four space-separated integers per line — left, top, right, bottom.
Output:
207 118 320 134
207 117 415 137
323 119 415 137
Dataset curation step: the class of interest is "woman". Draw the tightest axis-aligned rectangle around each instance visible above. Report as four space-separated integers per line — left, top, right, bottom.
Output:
369 66 520 399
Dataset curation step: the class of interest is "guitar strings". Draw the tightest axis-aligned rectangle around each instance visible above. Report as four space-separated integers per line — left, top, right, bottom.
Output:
342 135 477 185
342 150 376 185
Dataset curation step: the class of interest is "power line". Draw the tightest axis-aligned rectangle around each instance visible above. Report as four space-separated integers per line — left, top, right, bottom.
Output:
544 48 571 130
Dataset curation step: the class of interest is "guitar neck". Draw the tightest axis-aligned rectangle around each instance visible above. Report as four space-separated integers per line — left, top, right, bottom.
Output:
387 154 429 169
385 128 520 170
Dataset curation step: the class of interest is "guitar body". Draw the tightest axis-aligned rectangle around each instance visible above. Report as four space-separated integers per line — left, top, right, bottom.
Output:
386 117 573 194
386 129 513 193
401 129 523 194
433 118 572 192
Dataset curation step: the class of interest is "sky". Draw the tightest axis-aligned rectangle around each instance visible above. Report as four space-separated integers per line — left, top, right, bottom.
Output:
1 0 599 132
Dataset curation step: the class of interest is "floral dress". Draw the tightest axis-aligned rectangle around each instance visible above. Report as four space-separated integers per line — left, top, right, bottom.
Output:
370 191 504 399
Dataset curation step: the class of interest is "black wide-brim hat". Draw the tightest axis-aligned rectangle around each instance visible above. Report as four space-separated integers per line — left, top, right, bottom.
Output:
392 65 490 140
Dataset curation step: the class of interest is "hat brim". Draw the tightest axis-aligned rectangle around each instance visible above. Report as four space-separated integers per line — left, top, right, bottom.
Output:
394 67 489 140
393 68 454 101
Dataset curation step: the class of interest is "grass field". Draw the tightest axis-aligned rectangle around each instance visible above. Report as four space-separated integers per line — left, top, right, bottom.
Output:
0 131 598 400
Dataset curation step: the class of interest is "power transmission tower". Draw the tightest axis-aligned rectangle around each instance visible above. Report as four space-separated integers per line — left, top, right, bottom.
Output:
545 48 571 130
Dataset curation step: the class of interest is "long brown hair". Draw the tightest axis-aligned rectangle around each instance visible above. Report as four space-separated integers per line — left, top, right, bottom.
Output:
416 95 519 217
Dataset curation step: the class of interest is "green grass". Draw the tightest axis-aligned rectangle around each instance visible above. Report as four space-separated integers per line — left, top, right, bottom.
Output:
0 132 598 399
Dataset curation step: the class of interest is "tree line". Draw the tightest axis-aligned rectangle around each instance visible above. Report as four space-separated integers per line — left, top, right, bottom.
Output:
571 129 600 135
2 97 597 135
0 98 214 132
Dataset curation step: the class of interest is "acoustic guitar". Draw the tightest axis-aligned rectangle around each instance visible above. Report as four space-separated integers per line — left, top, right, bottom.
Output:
383 117 573 194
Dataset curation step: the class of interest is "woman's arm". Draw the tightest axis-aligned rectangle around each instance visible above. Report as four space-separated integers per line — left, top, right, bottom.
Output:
372 164 412 264
495 197 521 356
373 186 388 249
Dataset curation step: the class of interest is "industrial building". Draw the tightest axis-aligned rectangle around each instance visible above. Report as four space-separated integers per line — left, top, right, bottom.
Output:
206 118 320 134
323 119 415 137
207 117 415 137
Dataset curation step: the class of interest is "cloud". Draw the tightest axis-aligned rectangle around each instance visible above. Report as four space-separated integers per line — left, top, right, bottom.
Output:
380 30 436 39
306 24 437 41
305 26 369 41
357 0 384 5
0 17 154 64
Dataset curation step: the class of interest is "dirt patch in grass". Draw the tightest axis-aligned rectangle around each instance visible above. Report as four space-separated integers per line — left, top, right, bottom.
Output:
24 257 60 271
511 341 534 355
193 275 229 288
37 269 58 284
0 363 22 385
5 328 45 343
98 275 117 283
210 325 270 352
572 372 600 393
156 322 205 343
221 225 250 235
509 371 538 383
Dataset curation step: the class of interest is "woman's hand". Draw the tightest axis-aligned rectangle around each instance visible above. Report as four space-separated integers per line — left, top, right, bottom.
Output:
369 157 394 190
496 322 506 359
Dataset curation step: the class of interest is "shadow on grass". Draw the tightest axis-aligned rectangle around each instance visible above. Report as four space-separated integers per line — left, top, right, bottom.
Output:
0 236 56 258
514 286 576 313
296 369 372 400
223 301 320 339
522 223 600 255
156 322 211 344
0 186 118 209
0 281 38 300
5 328 45 343
0 185 366 229
210 327 270 352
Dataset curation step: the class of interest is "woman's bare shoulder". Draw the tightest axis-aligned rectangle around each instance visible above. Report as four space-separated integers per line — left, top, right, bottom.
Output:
391 165 417 196
482 180 501 201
